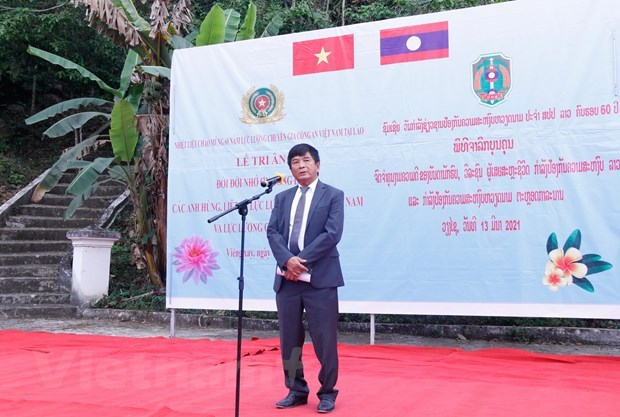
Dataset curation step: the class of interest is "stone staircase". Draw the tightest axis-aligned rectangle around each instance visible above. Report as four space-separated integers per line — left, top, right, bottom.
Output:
0 172 127 318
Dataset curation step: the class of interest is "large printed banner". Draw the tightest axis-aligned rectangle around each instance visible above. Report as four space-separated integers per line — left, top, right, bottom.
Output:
167 0 620 318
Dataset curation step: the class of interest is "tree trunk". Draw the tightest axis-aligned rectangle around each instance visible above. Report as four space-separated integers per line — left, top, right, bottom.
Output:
30 71 38 114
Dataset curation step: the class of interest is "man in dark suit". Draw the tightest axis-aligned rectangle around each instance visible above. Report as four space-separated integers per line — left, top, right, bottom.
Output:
267 143 345 414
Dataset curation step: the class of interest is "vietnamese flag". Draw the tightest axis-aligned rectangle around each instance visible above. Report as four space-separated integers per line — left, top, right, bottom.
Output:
293 34 355 76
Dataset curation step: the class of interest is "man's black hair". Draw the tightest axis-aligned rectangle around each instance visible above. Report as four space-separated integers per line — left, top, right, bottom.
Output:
287 143 320 168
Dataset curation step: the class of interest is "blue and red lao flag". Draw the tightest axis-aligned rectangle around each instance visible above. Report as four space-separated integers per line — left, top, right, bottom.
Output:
380 21 449 65
293 35 354 76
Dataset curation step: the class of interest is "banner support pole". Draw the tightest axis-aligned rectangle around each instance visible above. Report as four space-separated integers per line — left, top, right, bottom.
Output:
370 314 375 345
170 308 176 338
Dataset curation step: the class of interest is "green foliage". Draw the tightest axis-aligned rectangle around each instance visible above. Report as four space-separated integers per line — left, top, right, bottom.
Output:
0 1 124 106
42 112 111 138
264 0 331 34
236 2 257 41
510 326 535 343
8 172 26 186
345 0 511 25
193 0 512 40
31 136 99 199
197 4 227 46
223 8 242 42
94 208 164 311
0 132 72 204
25 98 112 126
110 99 139 162
27 46 123 99
196 2 258 46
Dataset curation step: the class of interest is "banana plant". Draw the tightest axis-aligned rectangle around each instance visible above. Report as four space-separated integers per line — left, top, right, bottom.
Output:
197 2 258 47
26 1 271 289
25 46 161 285
26 46 140 205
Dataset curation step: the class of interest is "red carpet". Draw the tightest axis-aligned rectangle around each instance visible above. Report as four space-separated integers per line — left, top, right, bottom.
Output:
0 330 619 416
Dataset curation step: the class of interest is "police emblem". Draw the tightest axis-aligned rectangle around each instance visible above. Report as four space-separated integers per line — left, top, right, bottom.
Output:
472 54 512 107
240 85 285 124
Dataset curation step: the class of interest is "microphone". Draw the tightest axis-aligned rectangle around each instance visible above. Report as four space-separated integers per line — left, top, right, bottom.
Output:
261 173 285 187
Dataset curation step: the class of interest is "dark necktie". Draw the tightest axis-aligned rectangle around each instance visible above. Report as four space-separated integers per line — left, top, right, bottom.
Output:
289 186 309 255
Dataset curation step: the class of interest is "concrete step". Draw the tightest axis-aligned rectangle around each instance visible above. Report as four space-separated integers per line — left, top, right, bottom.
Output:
38 194 117 209
0 240 72 253
14 204 104 219
0 252 66 266
50 183 126 196
0 227 72 240
0 304 78 319
4 216 93 229
0 277 60 293
0 264 58 278
0 292 70 305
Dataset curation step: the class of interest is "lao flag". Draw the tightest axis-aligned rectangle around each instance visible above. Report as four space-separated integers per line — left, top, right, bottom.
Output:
293 35 354 76
380 21 449 65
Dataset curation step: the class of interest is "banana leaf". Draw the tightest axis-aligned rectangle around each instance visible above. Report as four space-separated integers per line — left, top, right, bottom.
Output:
108 165 131 182
66 160 92 169
110 100 138 162
43 112 111 138
115 0 150 32
185 29 198 44
141 66 171 80
27 46 122 99
261 14 283 38
120 49 141 95
67 157 115 196
31 135 100 203
169 34 194 50
223 9 241 42
236 2 257 41
25 98 110 125
196 5 226 46
126 83 144 110
64 182 99 220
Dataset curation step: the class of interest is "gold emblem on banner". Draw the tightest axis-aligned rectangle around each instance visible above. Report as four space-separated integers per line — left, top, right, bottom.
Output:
240 85 286 124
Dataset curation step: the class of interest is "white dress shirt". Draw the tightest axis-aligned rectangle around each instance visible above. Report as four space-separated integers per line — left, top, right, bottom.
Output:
288 178 318 252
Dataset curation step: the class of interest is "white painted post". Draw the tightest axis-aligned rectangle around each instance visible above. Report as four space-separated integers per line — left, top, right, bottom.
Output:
66 227 121 306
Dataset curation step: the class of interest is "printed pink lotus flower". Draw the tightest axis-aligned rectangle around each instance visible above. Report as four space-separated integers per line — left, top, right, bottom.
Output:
542 262 569 291
548 247 587 284
172 236 220 284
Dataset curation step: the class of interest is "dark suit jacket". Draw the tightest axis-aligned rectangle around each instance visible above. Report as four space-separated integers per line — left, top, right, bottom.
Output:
267 180 345 292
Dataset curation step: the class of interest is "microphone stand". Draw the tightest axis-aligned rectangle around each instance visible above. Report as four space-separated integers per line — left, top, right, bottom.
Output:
207 182 276 417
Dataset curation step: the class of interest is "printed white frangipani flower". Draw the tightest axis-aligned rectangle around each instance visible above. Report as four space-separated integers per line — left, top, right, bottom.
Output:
542 262 570 291
548 247 587 282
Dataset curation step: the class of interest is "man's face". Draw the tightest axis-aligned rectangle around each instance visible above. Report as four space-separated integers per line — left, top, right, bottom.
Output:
290 152 320 186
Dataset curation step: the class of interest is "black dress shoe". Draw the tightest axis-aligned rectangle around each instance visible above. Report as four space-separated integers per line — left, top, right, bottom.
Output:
276 392 308 409
317 398 335 413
